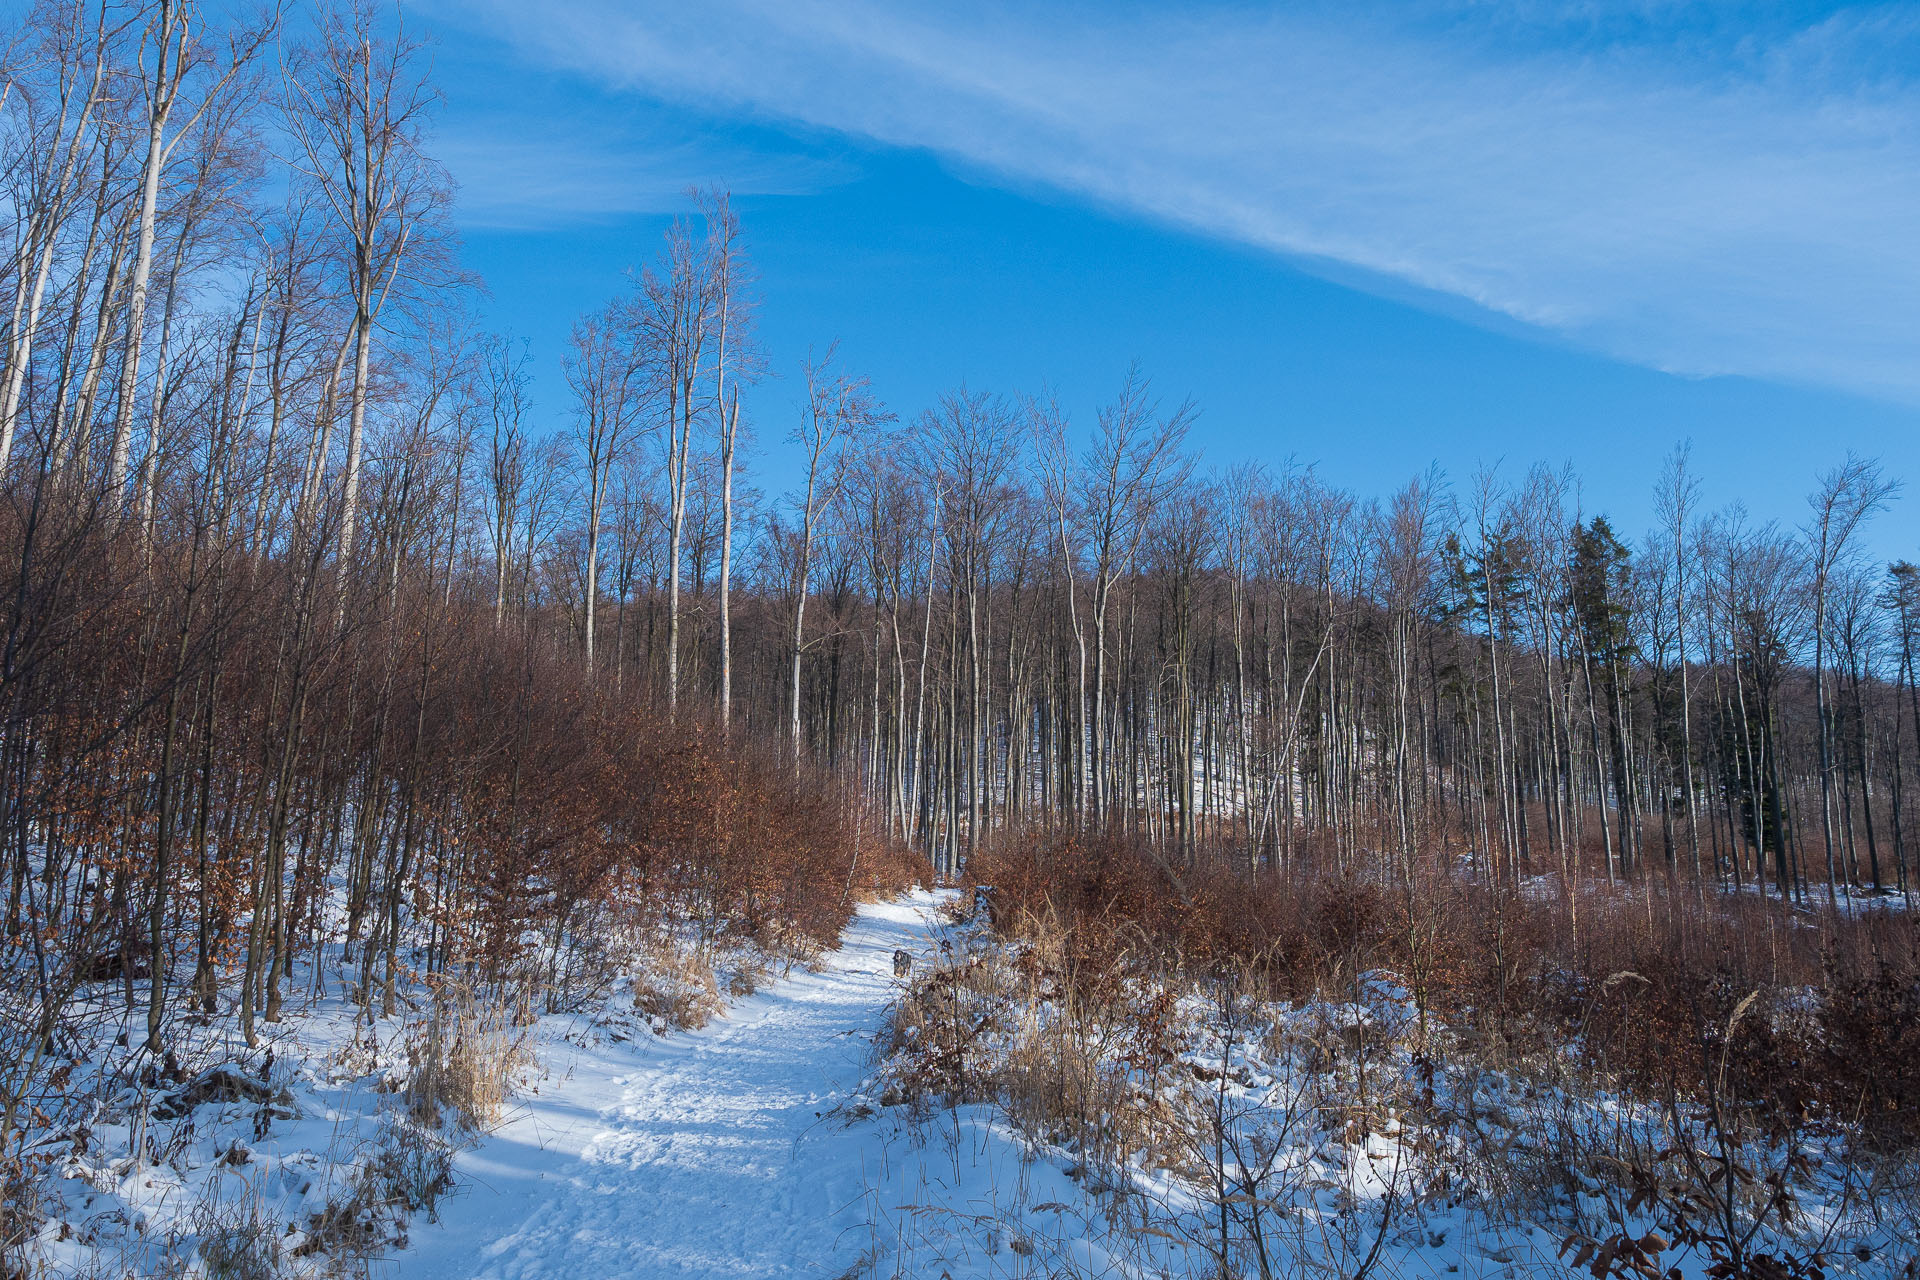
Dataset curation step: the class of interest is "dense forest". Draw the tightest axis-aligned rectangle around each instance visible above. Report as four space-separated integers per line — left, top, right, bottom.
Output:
4 2 1919 1275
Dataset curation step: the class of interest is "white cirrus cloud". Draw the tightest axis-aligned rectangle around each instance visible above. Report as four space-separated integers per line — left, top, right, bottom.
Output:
449 0 1920 401
434 123 851 231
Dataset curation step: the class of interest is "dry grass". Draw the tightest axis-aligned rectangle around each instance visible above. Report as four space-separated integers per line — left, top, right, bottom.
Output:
905 825 1920 1279
880 918 1229 1181
405 980 534 1132
877 917 1451 1277
632 938 725 1032
193 1183 295 1280
0 1157 42 1280
971 825 1920 1149
367 1113 456 1220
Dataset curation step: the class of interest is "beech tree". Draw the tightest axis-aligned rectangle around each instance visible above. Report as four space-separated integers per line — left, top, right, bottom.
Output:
566 301 641 675
789 348 889 762
282 0 447 574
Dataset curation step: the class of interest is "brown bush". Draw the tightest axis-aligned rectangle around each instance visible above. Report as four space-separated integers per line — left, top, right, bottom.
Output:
969 823 1920 1149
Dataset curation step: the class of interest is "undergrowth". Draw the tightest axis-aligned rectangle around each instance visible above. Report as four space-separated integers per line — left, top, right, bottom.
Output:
866 827 1920 1279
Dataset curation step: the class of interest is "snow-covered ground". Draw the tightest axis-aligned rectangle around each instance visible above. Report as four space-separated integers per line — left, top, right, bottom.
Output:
26 890 1129 1278
29 888 1910 1278
408 890 962 1278
29 981 484 1277
402 890 1164 1279
390 891 1558 1280
392 890 1917 1280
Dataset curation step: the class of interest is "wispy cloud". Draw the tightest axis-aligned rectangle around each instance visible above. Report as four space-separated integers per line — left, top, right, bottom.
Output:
435 122 849 231
453 0 1920 401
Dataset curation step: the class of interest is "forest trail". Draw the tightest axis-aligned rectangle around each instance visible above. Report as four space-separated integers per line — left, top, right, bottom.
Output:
407 891 949 1279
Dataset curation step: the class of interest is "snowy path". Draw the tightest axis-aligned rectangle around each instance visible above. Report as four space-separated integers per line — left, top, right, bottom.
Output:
406 892 948 1279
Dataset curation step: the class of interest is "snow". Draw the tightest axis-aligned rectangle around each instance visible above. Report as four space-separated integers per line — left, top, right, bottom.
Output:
27 887 1909 1278
408 890 953 1278
30 987 463 1276
26 889 1129 1279
391 891 1560 1279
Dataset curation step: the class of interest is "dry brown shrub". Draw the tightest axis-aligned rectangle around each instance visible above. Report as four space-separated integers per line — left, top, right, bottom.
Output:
367 1114 455 1219
880 909 1189 1176
405 981 533 1132
969 821 1920 1152
632 938 724 1031
0 1157 43 1280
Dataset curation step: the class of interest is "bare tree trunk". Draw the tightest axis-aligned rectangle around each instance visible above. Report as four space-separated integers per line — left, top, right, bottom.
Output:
112 1 192 504
720 391 738 724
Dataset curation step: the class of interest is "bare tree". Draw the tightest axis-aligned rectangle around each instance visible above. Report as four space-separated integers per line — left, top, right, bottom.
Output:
0 2 110 473
282 0 446 575
483 334 530 627
566 301 641 674
109 0 271 504
791 347 889 761
1655 444 1705 883
1058 365 1193 820
1805 455 1899 901
636 215 713 715
697 188 758 727
919 386 1021 867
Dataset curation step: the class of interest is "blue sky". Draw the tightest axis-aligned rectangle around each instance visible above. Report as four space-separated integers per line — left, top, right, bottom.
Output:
416 0 1919 558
